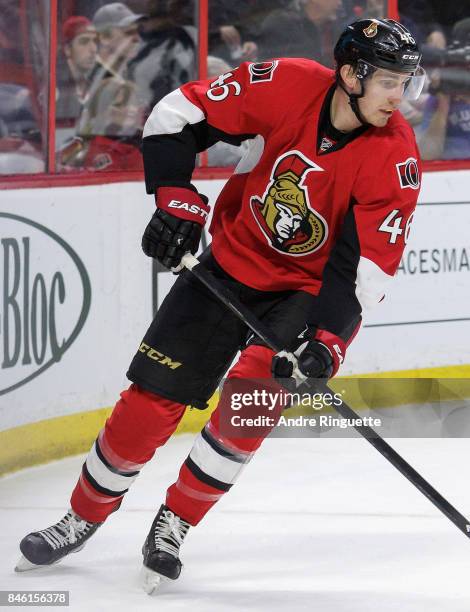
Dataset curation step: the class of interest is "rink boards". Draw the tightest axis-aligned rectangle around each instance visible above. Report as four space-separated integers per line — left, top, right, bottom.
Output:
1 170 469 474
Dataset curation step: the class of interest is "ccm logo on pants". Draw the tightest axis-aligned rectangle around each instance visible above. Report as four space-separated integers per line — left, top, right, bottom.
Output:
138 343 182 369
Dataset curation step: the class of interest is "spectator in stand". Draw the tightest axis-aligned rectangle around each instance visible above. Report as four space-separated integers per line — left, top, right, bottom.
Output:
385 2 445 128
82 3 144 136
257 0 346 67
417 18 470 160
91 2 144 80
79 75 144 138
128 1 197 116
0 0 49 173
419 1 469 41
56 3 147 172
0 0 23 64
0 83 44 174
208 0 275 65
56 16 98 122
57 79 143 172
398 0 445 50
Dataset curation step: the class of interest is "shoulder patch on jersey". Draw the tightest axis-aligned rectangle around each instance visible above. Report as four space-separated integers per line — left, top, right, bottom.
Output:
248 61 279 84
396 157 420 190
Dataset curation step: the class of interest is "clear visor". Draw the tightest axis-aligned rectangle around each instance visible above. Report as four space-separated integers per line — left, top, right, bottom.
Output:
360 61 426 101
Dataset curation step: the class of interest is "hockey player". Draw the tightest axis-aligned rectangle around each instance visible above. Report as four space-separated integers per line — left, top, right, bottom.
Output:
16 19 424 593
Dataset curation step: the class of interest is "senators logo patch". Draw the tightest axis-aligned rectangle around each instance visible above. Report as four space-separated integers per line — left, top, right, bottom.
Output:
250 151 328 256
249 61 278 83
396 157 420 190
363 21 378 38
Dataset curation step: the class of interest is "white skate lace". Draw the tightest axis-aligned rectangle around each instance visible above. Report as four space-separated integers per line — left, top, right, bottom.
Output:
38 511 91 550
154 510 190 558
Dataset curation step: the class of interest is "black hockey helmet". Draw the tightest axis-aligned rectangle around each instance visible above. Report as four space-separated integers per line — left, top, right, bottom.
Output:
333 19 424 125
334 18 421 75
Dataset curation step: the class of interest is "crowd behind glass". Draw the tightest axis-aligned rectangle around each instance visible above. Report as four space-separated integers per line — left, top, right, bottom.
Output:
1 0 469 175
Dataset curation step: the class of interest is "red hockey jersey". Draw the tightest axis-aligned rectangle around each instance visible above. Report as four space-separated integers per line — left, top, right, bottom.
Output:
142 58 420 320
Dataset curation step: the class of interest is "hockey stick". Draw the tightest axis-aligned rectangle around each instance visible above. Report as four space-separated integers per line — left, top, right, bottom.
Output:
181 252 470 539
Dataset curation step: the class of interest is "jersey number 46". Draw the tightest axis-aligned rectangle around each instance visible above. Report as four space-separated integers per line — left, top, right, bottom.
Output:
378 209 414 244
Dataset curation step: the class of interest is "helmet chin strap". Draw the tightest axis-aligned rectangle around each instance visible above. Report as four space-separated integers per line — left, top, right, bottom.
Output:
338 79 370 126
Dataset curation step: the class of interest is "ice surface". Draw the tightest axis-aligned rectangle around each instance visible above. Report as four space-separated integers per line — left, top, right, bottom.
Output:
1 435 469 611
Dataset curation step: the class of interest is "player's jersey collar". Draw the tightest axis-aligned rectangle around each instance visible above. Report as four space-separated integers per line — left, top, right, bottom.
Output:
316 84 369 156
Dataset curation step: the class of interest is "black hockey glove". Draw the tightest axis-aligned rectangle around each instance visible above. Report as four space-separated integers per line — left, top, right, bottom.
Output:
272 329 346 389
142 186 210 271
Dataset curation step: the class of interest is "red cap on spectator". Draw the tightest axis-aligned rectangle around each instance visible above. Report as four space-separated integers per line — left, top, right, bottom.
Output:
62 16 95 45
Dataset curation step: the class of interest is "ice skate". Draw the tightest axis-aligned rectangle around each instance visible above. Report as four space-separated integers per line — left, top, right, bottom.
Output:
15 510 102 572
141 504 190 594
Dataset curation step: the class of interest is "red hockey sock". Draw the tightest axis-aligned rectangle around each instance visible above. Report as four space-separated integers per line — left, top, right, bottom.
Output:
71 384 186 523
166 345 282 525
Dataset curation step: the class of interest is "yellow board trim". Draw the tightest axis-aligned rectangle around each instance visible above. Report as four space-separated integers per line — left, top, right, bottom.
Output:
354 364 470 379
0 394 219 477
1 364 469 477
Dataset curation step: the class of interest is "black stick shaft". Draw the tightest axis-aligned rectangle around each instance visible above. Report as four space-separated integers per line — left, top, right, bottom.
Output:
332 396 470 537
182 253 470 539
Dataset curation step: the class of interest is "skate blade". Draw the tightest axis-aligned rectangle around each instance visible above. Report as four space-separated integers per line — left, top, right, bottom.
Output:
140 565 169 595
14 555 54 573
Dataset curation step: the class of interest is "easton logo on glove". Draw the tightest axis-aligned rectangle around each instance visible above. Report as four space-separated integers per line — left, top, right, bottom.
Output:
168 200 209 221
157 187 210 226
143 185 210 271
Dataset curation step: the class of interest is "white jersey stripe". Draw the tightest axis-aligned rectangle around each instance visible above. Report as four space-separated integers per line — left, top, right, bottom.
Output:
143 89 205 138
355 255 394 310
189 432 251 485
86 443 140 493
